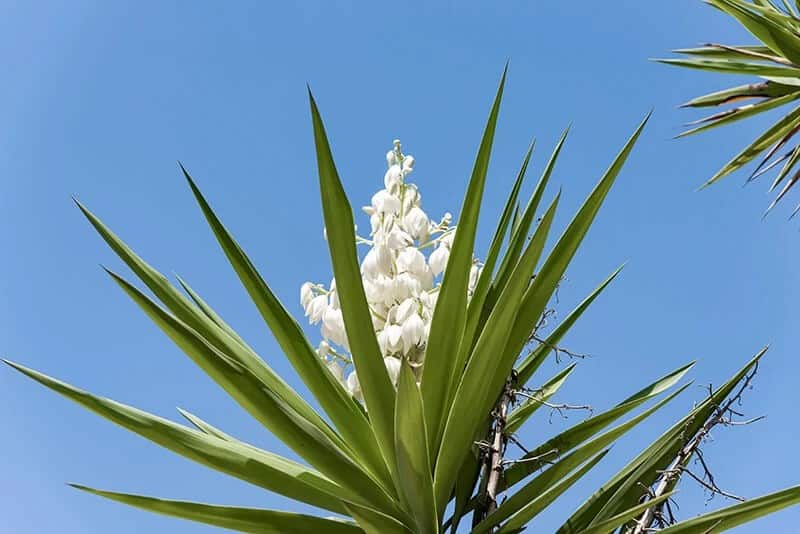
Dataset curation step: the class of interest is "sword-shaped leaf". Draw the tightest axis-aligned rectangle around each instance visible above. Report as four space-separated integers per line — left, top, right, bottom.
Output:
433 192 558 512
183 170 393 491
308 90 400 486
515 265 623 386
573 492 676 534
561 348 767 533
505 363 694 489
657 486 800 533
491 450 610 534
495 114 649 423
421 66 507 460
394 361 437 534
75 202 345 453
105 270 399 515
459 141 534 376
3 360 352 514
71 485 362 534
505 363 577 435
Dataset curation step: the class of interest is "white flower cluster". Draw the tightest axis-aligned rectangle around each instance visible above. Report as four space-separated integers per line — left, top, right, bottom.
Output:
301 140 482 401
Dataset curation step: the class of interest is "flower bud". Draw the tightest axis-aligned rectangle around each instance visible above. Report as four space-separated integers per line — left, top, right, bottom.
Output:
402 155 415 174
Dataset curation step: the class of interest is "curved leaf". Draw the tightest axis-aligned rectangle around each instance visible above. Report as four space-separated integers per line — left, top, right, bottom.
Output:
71 485 362 534
394 360 437 534
421 65 507 460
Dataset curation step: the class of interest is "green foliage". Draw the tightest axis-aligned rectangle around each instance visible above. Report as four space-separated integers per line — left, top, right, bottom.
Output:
6 68 799 532
663 0 800 215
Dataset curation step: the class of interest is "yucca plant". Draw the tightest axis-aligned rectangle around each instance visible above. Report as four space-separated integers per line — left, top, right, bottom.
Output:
6 68 799 533
661 0 800 215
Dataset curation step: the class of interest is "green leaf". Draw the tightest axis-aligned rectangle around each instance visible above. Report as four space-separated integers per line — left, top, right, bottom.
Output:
344 502 412 534
182 170 393 492
707 0 800 66
491 450 610 534
74 201 345 455
505 363 694 489
449 450 481 533
433 192 558 513
459 141 534 377
677 90 800 138
105 270 399 516
175 275 251 350
394 361 438 534
703 107 800 187
770 143 800 191
574 492 676 534
490 128 569 304
674 44 778 60
505 363 577 435
485 382 692 532
678 81 796 108
563 349 767 532
515 265 623 386
657 57 800 78
176 408 235 441
421 65 507 460
658 486 800 533
498 113 650 419
71 485 362 534
3 360 351 514
308 90 399 482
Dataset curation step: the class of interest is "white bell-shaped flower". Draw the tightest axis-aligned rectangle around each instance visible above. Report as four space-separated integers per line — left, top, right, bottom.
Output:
346 371 363 401
385 226 413 250
300 282 314 308
397 247 426 276
384 356 401 385
469 263 482 294
384 165 402 191
429 245 450 276
322 307 348 348
326 360 344 382
402 184 420 212
362 245 392 279
377 328 389 356
305 294 328 324
394 298 417 325
404 207 429 240
393 272 422 301
317 340 331 358
385 323 404 354
401 313 425 352
371 189 401 215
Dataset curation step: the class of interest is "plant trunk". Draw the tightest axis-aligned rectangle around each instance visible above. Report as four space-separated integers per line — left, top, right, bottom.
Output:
472 377 515 531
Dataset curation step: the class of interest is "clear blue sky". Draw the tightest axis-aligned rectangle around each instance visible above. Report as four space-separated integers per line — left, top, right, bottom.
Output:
2 1 798 532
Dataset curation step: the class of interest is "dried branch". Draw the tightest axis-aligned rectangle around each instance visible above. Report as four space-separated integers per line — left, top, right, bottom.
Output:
632 362 762 533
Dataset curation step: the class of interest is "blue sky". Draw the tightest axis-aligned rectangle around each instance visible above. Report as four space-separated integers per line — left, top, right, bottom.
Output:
2 1 799 532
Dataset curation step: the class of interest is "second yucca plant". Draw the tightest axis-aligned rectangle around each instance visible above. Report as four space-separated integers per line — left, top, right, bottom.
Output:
6 67 799 532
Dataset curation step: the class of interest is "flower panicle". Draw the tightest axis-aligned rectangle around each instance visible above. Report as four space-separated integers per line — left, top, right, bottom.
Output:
301 140 481 400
